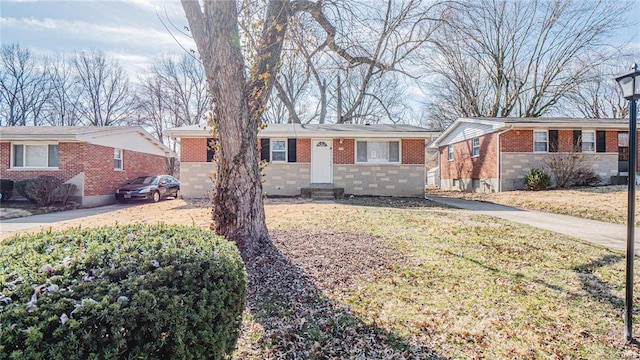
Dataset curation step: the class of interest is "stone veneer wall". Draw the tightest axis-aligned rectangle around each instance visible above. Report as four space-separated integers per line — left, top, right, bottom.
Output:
180 162 217 198
501 152 618 191
262 163 311 196
439 178 499 193
333 164 424 197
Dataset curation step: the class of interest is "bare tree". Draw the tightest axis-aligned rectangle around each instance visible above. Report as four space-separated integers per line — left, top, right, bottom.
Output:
72 50 134 126
266 0 443 124
425 0 628 126
181 0 437 258
42 53 84 126
562 53 638 119
135 55 209 175
0 43 51 126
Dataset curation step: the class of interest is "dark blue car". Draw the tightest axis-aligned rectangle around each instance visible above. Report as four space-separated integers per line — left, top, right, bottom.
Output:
115 175 180 203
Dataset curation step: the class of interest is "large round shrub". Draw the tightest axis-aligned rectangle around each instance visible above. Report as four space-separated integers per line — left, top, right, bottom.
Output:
0 224 246 359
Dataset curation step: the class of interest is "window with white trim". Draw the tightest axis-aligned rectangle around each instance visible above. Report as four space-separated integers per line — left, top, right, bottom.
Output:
582 130 595 152
356 140 400 163
533 131 548 153
271 139 287 162
114 149 123 170
472 137 480 157
12 143 59 168
448 145 454 161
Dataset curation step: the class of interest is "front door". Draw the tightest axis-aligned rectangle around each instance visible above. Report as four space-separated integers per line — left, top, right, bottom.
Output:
311 139 332 183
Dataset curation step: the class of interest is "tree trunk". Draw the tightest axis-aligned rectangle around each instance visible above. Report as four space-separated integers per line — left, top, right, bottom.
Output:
182 0 270 260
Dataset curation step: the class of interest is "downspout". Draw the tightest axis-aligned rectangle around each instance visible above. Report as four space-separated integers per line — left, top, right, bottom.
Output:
496 126 513 192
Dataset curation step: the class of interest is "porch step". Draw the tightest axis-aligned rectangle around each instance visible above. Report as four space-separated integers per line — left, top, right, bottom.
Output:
301 186 345 200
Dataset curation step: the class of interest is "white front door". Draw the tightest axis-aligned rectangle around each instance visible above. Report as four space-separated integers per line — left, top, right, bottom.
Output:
311 139 332 183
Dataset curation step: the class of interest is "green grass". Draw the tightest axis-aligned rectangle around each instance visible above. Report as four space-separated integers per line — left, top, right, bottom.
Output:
253 202 640 358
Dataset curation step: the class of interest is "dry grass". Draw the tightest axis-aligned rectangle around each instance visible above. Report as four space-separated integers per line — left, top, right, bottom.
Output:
2 197 640 358
432 185 638 225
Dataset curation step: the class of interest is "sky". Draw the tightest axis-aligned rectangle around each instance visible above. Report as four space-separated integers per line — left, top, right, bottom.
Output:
1 0 640 84
0 0 195 75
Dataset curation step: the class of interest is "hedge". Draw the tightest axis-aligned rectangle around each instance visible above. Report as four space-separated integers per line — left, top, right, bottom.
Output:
0 224 247 359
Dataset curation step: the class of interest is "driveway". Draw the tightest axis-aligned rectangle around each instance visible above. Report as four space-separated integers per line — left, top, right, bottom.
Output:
428 195 639 255
0 203 135 233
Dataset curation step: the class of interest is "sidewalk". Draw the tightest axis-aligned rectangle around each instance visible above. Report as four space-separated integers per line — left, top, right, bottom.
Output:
427 195 638 255
0 203 133 234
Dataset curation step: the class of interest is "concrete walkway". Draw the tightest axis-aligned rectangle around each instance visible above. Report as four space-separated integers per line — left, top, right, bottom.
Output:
0 203 134 233
427 195 638 255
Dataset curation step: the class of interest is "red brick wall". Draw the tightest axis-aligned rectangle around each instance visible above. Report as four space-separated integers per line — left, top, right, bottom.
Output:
83 144 167 196
0 142 84 183
334 139 354 164
501 130 533 152
607 131 618 153
297 139 311 163
402 139 425 164
440 133 498 180
181 138 207 162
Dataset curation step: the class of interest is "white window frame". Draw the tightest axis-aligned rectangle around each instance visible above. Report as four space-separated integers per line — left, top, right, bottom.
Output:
533 130 548 153
581 130 596 153
447 144 454 161
10 142 59 169
354 139 401 164
472 137 480 158
270 139 287 162
114 148 123 170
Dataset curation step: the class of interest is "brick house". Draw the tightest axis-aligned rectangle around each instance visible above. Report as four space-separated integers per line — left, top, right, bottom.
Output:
164 123 440 198
0 126 174 206
431 117 630 192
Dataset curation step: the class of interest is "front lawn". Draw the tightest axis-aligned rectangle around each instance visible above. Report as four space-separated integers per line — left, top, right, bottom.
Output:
244 198 640 358
434 185 639 225
2 198 639 358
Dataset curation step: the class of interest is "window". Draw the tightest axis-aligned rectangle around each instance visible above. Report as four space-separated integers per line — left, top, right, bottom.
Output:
581 131 595 152
114 149 123 170
271 139 286 162
12 144 58 168
448 144 454 161
533 131 548 152
472 137 480 157
356 141 400 163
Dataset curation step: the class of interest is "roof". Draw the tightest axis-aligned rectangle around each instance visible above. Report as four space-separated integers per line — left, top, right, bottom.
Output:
0 126 174 157
431 117 630 148
164 123 440 139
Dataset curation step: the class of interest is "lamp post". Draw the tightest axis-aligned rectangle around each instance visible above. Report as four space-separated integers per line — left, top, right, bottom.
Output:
616 63 640 342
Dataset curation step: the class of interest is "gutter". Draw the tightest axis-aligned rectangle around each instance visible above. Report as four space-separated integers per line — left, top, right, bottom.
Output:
496 126 513 192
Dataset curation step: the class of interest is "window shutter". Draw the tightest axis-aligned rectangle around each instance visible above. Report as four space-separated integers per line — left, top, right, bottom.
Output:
287 138 297 163
573 130 582 152
549 130 558 152
596 131 606 153
206 138 215 162
260 138 270 161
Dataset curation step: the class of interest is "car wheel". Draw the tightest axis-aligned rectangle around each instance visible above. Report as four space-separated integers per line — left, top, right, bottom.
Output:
173 189 180 200
151 191 160 203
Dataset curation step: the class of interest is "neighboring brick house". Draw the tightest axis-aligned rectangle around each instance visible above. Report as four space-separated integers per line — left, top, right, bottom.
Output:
0 126 174 206
164 123 440 198
431 117 630 192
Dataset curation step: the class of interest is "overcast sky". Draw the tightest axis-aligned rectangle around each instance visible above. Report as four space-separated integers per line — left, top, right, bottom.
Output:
1 0 639 78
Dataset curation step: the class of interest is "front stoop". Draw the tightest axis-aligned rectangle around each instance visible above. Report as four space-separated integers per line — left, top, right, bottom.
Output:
301 184 345 200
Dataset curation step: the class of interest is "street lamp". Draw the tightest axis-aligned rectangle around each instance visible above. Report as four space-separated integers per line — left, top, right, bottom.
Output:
616 63 640 342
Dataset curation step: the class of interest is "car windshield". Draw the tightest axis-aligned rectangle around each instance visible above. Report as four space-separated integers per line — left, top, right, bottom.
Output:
129 176 158 185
